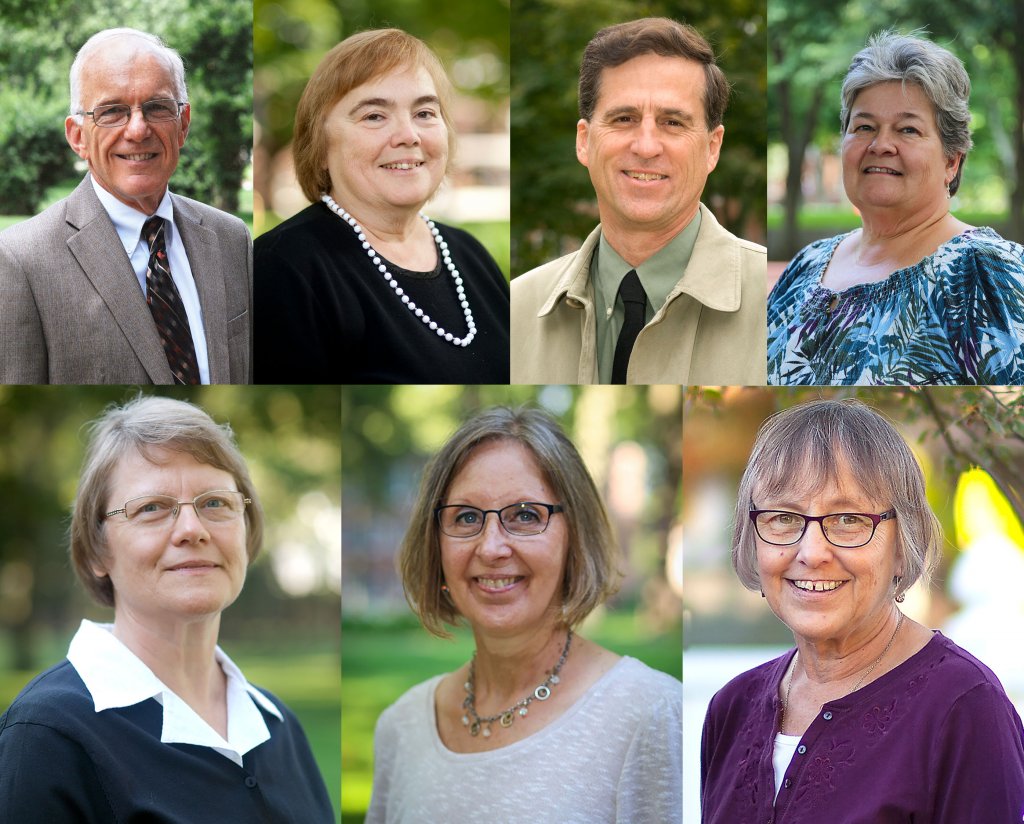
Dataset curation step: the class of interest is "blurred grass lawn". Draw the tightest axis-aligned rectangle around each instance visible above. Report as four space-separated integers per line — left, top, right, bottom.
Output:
340 613 681 823
1 637 340 821
767 203 1006 232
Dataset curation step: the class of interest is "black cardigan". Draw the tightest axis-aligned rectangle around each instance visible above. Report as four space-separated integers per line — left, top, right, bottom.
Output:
0 660 334 823
254 202 510 383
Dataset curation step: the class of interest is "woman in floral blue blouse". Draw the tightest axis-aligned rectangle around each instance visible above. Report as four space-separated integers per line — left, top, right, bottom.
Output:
768 31 1024 385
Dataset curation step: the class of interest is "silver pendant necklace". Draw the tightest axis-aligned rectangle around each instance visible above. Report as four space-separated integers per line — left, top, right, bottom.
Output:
321 194 476 348
462 630 573 738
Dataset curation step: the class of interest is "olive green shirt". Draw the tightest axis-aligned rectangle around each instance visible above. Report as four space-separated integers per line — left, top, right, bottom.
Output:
591 211 701 384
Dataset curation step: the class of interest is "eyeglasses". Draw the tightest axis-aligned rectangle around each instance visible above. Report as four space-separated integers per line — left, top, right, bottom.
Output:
434 502 564 538
79 98 185 128
749 508 896 548
106 490 250 526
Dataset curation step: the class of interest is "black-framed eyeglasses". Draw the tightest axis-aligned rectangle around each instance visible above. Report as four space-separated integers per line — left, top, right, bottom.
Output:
79 98 185 128
749 508 896 548
106 490 250 526
435 502 564 538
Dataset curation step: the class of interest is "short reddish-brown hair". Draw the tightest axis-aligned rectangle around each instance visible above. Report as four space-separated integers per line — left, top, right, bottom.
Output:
292 28 456 203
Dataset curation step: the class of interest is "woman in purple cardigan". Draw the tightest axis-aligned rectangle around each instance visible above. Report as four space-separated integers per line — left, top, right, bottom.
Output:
700 399 1024 823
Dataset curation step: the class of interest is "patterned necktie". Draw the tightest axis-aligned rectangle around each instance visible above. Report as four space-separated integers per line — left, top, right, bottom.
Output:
142 216 199 385
611 269 647 384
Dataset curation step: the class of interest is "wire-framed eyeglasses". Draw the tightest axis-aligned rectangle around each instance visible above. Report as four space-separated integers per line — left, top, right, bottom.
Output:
106 490 250 526
79 98 185 128
749 508 896 548
435 502 564 538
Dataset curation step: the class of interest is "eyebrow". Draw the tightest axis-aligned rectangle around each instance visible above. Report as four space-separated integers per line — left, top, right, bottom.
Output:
602 105 697 123
851 111 926 122
348 95 441 116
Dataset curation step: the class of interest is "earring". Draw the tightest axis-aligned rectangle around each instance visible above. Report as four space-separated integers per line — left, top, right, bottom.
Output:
946 181 952 199
893 576 905 603
760 589 766 598
441 583 450 595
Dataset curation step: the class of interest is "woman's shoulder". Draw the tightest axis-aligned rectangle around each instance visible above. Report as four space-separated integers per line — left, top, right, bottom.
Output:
376 674 445 733
937 227 1024 281
1 660 93 727
769 234 848 305
608 657 681 699
430 221 506 284
913 632 1016 696
707 649 792 715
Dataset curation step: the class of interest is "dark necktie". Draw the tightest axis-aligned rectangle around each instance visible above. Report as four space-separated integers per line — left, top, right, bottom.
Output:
142 216 200 385
611 269 647 384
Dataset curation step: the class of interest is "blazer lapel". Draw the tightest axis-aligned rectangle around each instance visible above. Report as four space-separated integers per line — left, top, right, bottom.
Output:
64 177 174 383
173 195 229 383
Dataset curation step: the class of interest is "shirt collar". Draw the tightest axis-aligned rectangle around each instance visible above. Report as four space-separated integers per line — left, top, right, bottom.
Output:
67 619 282 767
89 176 175 257
594 208 701 313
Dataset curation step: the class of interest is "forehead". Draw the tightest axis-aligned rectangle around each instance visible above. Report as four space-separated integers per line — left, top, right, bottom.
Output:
106 446 234 497
80 44 176 102
851 80 935 117
446 439 551 496
339 63 438 105
752 447 887 510
594 53 706 110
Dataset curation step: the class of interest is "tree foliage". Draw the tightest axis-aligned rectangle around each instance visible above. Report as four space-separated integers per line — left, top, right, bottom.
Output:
510 0 767 275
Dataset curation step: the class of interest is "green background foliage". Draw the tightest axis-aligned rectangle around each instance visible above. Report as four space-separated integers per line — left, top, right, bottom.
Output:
511 0 767 275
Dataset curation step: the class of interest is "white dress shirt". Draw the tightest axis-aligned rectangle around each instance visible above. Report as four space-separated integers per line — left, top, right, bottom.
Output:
67 619 281 767
90 178 211 383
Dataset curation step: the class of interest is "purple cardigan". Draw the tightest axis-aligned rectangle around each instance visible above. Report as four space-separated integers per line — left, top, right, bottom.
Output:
700 632 1024 823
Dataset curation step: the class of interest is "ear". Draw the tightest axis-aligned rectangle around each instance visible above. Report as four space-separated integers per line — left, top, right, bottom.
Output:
65 116 89 160
945 152 962 182
576 118 590 168
178 102 191 146
706 124 724 174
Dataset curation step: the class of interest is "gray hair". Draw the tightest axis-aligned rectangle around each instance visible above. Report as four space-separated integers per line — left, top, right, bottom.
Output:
70 396 263 607
69 28 188 123
840 31 972 195
731 399 942 602
399 406 622 638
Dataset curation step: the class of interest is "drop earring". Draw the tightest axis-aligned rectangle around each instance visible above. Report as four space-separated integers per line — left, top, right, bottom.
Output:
893 576 905 603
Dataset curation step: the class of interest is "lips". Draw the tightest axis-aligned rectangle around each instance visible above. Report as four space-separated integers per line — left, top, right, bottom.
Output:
380 161 424 170
863 166 901 175
789 579 847 592
474 575 524 593
166 560 218 571
623 170 668 181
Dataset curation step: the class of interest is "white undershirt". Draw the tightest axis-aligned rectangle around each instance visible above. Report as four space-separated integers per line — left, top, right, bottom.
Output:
67 619 281 766
773 732 801 801
89 178 211 383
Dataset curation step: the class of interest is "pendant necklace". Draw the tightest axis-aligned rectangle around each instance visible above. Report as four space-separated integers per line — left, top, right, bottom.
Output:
780 611 904 733
462 630 573 738
321 194 476 348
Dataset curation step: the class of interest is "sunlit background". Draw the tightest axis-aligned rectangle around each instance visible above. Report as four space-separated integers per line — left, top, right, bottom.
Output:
0 385 341 818
340 384 682 823
682 386 1024 821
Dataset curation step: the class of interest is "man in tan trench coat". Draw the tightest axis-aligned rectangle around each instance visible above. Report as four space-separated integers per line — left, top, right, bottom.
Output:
511 18 766 385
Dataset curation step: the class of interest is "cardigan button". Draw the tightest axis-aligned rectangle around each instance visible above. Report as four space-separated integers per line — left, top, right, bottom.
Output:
784 778 792 789
823 711 833 720
244 776 258 789
797 744 807 754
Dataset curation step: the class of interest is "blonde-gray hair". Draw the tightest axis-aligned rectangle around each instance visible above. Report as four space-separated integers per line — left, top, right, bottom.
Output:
400 406 621 637
732 399 941 601
70 396 262 607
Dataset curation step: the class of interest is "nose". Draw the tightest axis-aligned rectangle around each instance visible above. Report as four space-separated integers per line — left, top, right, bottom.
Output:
121 106 154 140
869 128 896 154
474 512 513 561
794 519 834 567
631 115 663 159
390 112 420 147
170 501 209 544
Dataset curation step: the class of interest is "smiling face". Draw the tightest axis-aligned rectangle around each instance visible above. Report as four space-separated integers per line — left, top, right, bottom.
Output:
323 64 448 221
439 439 569 639
842 81 958 215
754 466 902 652
65 42 189 215
576 53 723 245
97 447 247 632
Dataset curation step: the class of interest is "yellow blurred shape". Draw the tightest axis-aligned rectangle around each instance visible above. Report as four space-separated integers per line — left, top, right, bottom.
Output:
954 467 1024 551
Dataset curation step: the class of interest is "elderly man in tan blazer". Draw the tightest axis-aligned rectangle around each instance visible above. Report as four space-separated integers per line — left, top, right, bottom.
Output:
0 28 251 384
511 18 765 385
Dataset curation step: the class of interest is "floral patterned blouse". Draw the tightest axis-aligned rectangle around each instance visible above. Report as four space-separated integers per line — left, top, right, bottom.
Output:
767 227 1024 385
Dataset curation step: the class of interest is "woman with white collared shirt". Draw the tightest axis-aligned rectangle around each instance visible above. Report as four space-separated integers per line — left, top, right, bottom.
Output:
0 396 332 822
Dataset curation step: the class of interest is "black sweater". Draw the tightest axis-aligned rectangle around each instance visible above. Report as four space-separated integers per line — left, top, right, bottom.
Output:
254 202 510 383
0 660 334 823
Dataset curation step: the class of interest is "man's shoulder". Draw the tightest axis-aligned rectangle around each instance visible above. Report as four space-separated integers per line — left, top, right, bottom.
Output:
171 192 247 236
0 198 73 249
512 226 600 305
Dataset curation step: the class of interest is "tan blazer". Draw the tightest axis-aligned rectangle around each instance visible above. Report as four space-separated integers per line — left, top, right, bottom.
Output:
510 203 767 385
0 175 252 384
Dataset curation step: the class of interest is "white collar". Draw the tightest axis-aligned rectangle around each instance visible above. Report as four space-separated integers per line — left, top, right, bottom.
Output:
67 619 282 767
89 175 176 258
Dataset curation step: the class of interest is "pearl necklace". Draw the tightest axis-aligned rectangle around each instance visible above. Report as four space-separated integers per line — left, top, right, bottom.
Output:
780 611 904 733
321 194 476 348
462 630 573 738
